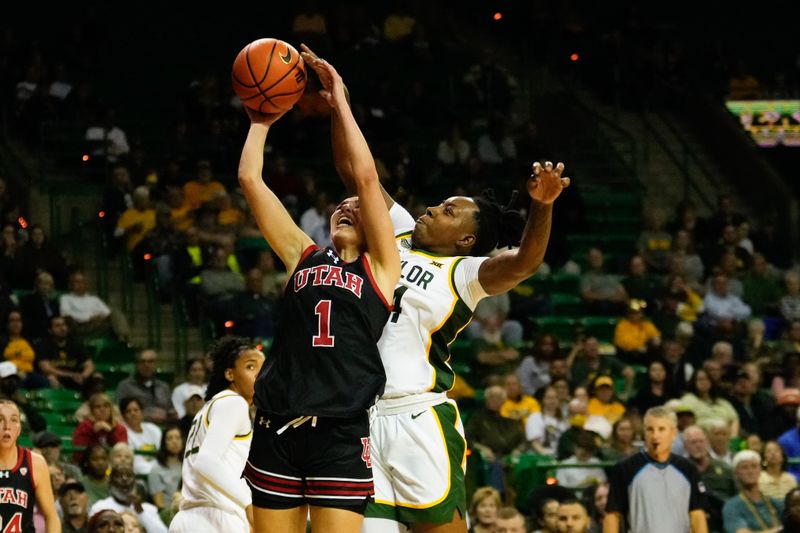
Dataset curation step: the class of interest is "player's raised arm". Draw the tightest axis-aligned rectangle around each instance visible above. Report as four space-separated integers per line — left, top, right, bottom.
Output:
302 50 400 299
478 161 570 295
237 108 314 273
301 44 395 211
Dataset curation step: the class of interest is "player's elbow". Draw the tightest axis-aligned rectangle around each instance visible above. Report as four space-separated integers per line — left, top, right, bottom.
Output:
352 167 380 189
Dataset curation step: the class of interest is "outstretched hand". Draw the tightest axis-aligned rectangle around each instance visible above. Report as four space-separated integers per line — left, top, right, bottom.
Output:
300 43 348 109
244 106 290 127
527 161 570 204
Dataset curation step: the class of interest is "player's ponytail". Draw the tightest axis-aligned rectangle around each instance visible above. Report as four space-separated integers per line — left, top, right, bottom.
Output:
205 336 259 401
471 189 525 257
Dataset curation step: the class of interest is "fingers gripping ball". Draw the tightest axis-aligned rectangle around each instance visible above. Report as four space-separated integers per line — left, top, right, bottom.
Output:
232 38 307 113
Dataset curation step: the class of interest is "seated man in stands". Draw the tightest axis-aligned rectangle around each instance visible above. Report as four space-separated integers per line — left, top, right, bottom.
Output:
59 270 130 342
701 273 752 335
116 348 175 425
580 248 628 316
20 271 60 341
36 315 96 390
228 267 275 340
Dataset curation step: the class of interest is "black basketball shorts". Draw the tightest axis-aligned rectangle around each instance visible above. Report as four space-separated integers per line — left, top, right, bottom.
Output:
244 409 374 512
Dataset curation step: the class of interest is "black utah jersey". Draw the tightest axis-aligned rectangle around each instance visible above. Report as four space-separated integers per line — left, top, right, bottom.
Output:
0 446 36 533
255 246 392 418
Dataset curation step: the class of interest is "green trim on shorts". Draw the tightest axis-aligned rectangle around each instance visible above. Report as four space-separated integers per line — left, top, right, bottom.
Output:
365 402 466 525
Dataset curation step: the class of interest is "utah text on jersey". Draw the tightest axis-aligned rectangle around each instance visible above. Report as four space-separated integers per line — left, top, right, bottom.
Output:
0 487 28 507
293 264 364 298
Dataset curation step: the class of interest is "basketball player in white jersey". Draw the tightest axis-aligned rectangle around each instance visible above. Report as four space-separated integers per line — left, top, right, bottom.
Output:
169 337 265 533
301 44 571 533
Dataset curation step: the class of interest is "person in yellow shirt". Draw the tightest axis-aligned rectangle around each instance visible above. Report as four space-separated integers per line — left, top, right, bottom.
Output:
613 299 661 364
165 186 193 232
587 375 626 425
183 160 225 211
499 373 540 425
115 186 156 252
1 310 47 388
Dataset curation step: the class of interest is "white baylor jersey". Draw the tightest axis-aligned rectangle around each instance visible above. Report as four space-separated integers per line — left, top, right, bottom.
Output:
181 391 252 515
379 204 488 398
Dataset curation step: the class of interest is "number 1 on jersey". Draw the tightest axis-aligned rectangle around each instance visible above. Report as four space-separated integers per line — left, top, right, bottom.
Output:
313 300 335 347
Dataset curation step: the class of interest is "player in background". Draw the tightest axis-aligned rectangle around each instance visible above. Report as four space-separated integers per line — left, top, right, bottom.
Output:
0 399 60 533
300 43 570 533
169 337 265 533
238 52 400 532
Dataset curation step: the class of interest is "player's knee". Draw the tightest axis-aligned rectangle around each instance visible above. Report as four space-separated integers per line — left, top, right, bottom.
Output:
361 517 409 533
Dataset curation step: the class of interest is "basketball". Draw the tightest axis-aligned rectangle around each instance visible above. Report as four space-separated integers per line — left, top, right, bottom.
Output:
232 38 307 114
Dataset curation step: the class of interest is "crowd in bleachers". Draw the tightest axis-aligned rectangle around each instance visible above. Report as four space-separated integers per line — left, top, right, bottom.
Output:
1 2 800 532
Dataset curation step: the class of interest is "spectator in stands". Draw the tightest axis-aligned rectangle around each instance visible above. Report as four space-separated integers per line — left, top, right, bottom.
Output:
708 224 753 277
462 48 518 114
170 358 207 419
630 359 674 416
783 487 800 532
467 486 501 533
20 271 59 341
176 386 205 438
116 348 175 425
662 338 694 394
723 450 783 532
465 385 527 494
621 256 660 310
587 375 626 425
60 270 131 342
495 506 528 533
101 165 133 257
229 268 275 340
669 230 705 290
182 160 225 212
469 292 523 347
90 462 167 533
781 273 800 323
500 373 540 425
79 444 110 506
760 440 797 500
60 478 90 533
255 249 287 300
85 108 130 165
707 420 734 465
568 336 634 391
0 224 19 282
680 368 740 436
13 224 69 290
472 315 521 387
556 429 606 489
706 195 746 245
299 191 330 243
35 429 81 479
120 397 161 476
701 273 752 331
517 333 560 396
115 186 156 257
613 299 661 364
212 190 244 232
73 392 127 453
556 500 590 533
683 425 737 529
526 385 569 456
87 510 125 533
198 246 244 302
140 205 185 296
637 208 672 273
36 315 94 390
763 389 800 442
147 426 183 513
0 309 48 388
120 510 145 533
531 498 560 533
729 367 774 438
164 186 191 233
580 248 628 316
603 417 637 462
436 124 471 177
743 252 783 317
476 115 517 168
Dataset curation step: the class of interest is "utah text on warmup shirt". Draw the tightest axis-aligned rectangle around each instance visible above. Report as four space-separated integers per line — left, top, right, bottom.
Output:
606 451 707 533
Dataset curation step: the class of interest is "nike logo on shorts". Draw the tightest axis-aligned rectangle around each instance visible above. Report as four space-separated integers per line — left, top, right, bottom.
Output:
411 411 425 419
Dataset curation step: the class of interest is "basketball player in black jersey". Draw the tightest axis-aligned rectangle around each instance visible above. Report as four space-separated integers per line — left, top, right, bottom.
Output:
0 400 60 532
238 55 400 532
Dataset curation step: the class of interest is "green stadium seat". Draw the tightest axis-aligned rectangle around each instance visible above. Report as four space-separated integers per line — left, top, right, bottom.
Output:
531 316 579 343
18 434 33 449
510 453 557 515
549 293 584 316
40 411 68 427
89 337 136 365
449 339 476 363
50 424 76 438
580 316 618 343
550 273 580 295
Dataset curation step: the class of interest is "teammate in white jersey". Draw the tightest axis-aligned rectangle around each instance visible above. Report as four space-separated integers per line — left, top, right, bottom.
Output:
169 336 265 533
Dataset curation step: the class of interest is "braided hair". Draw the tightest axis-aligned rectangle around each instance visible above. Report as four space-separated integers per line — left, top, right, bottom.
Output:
205 336 259 401
471 189 526 257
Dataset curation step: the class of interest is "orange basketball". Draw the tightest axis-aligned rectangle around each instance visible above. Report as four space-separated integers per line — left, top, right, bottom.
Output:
232 38 307 114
